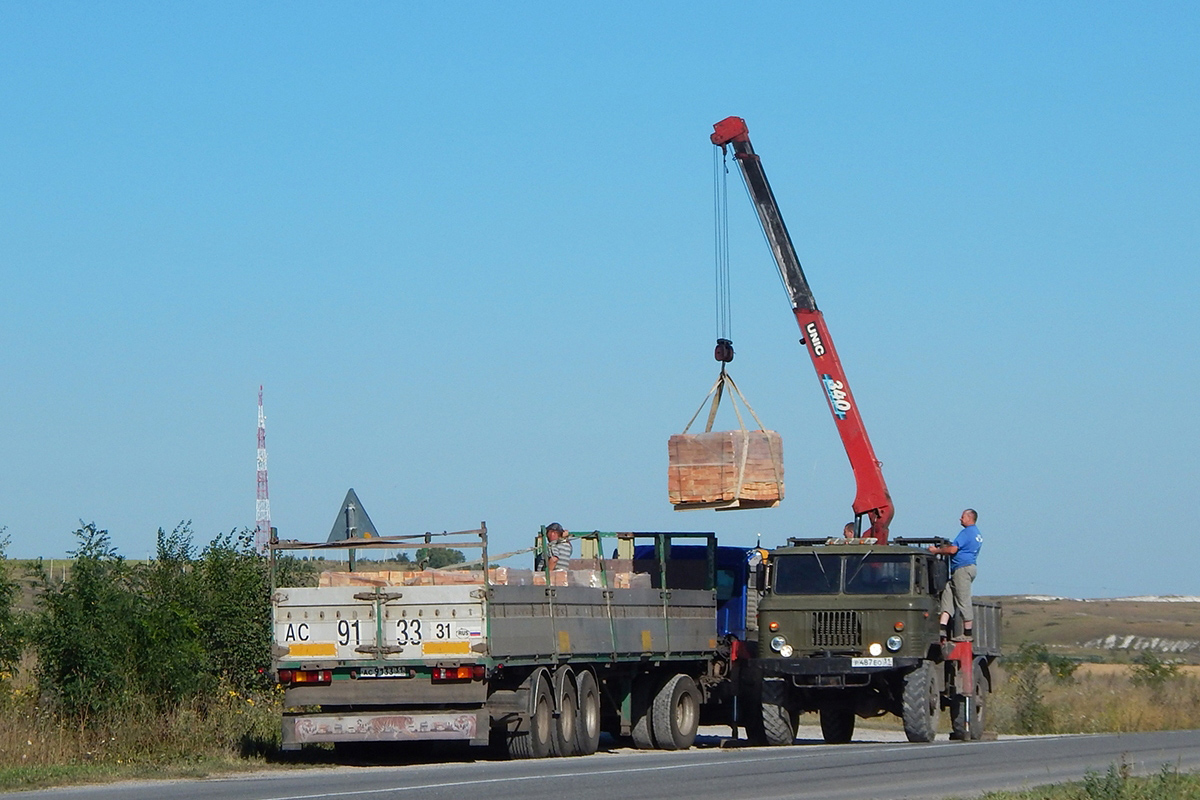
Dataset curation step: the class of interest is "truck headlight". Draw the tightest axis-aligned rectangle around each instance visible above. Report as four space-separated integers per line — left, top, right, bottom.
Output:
868 642 883 656
779 644 794 657
886 636 903 652
770 635 787 652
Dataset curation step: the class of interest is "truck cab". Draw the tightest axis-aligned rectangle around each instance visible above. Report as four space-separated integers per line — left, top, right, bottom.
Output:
749 536 999 745
759 538 944 665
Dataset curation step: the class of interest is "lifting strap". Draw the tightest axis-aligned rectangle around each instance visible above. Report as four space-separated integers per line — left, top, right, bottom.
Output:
681 366 768 435
678 367 783 509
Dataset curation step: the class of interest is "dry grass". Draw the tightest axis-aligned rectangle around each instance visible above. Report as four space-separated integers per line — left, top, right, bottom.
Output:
989 663 1200 734
0 654 286 790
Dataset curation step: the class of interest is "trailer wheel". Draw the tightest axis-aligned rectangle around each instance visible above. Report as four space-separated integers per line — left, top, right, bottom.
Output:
902 661 939 743
574 670 602 756
819 705 855 744
761 677 796 746
651 674 700 750
952 661 988 741
508 675 554 759
551 670 579 757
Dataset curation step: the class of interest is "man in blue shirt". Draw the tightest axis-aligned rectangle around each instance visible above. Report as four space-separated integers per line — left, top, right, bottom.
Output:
928 509 983 641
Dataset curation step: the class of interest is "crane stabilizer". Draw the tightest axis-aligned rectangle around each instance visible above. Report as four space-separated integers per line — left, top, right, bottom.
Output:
711 116 894 542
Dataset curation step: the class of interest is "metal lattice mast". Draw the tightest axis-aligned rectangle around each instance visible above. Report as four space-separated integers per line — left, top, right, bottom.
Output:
255 385 272 554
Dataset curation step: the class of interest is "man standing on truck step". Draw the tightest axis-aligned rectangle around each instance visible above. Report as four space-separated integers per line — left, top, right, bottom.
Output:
546 522 573 571
928 509 983 641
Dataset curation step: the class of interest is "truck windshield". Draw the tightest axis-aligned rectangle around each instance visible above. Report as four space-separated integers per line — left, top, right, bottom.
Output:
844 553 912 595
773 553 840 595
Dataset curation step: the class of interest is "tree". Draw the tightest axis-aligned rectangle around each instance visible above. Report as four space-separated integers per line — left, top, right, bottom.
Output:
416 547 466 569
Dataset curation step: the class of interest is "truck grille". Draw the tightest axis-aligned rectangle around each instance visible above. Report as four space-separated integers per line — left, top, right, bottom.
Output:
812 611 861 648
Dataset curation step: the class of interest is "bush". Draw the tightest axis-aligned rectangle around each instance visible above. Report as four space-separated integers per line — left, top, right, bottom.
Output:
1129 651 1180 695
0 530 22 674
1004 642 1056 734
30 523 141 720
27 521 315 722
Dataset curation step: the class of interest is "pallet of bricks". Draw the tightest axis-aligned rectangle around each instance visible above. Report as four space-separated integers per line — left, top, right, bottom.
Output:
318 566 652 589
668 429 784 511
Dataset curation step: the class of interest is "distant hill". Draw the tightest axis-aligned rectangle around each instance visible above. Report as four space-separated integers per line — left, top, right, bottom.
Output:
985 595 1200 664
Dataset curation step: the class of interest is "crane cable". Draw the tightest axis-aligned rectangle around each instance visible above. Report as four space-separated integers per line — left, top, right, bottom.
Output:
713 145 732 348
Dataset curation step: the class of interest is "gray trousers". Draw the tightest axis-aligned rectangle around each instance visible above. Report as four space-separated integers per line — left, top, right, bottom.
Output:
940 564 977 623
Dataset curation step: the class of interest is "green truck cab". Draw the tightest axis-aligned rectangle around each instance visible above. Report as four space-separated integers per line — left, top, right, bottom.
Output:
748 536 1000 744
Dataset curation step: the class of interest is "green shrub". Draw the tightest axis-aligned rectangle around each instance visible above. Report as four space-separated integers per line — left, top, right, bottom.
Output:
0 530 22 674
1006 642 1056 733
28 521 316 722
30 523 141 720
193 529 274 692
1129 651 1180 695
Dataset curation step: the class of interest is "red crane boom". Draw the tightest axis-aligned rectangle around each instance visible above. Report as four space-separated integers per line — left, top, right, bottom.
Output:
711 116 894 542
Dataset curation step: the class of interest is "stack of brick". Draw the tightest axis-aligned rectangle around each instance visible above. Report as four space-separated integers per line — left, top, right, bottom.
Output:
319 567 654 589
668 429 784 510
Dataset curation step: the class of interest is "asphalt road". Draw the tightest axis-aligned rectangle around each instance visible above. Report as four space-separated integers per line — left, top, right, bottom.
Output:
15 729 1200 800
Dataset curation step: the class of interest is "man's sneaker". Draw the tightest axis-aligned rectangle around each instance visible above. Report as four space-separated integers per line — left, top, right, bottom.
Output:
951 633 973 642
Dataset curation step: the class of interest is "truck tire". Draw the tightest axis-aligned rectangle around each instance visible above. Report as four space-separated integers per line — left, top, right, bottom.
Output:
761 677 796 746
551 671 579 757
631 709 655 749
630 673 659 749
819 706 855 744
902 661 939 743
651 674 700 750
952 662 988 741
508 676 554 759
740 683 767 746
574 670 602 756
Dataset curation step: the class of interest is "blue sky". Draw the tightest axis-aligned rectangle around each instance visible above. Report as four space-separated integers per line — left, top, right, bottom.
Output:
1 4 1197 597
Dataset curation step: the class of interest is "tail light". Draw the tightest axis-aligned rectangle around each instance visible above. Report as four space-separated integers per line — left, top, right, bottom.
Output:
431 666 485 682
277 669 332 686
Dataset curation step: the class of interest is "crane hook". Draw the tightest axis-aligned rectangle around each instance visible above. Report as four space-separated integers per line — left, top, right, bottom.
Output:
714 338 735 363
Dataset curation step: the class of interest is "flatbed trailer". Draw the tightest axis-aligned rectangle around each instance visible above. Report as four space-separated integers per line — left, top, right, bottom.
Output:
271 526 752 757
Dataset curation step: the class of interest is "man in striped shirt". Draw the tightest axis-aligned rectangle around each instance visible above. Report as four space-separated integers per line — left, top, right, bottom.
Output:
546 522 573 571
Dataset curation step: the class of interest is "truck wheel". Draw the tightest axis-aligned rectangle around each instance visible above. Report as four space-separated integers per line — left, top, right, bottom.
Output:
652 674 700 750
740 684 767 746
631 709 655 749
631 676 656 750
902 661 939 743
508 676 554 759
819 706 855 744
761 677 796 746
551 673 579 757
953 662 988 741
574 670 602 756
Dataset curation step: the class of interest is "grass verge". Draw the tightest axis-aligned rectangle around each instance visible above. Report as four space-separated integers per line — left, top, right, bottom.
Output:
967 762 1200 800
0 677 295 792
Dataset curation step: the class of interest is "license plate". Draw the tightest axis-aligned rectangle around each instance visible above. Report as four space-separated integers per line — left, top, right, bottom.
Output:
851 657 893 668
356 666 412 679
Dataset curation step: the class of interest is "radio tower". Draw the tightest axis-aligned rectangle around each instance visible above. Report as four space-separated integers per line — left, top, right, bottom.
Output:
255 386 272 554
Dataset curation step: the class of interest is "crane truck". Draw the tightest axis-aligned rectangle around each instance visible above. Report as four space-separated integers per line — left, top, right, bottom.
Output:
710 115 1000 743
267 119 998 756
